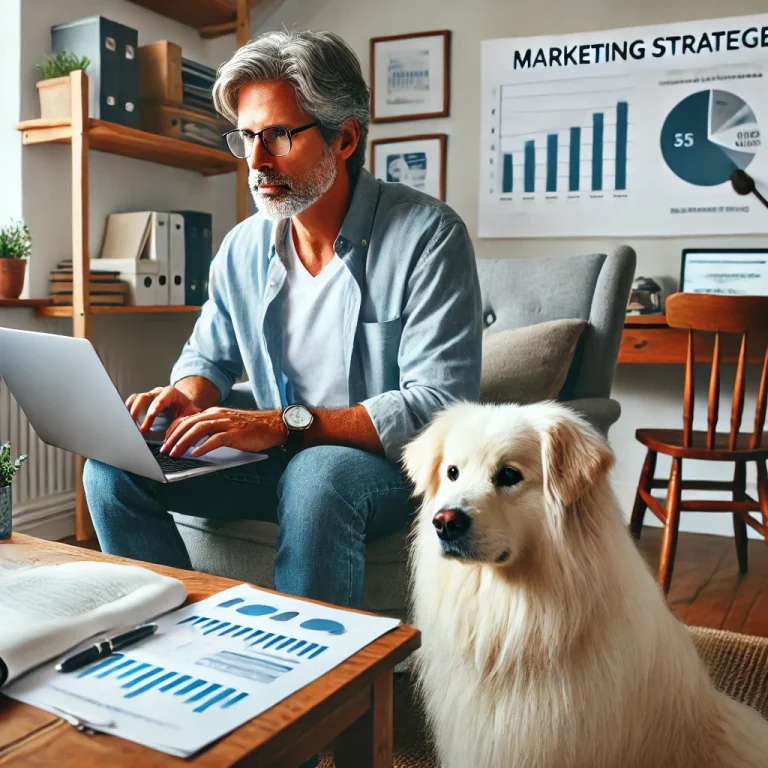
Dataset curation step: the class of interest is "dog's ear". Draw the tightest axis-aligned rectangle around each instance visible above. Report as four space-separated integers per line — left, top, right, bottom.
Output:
402 412 451 499
541 410 615 508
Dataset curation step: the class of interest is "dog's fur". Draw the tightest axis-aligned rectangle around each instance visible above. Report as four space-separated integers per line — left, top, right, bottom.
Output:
403 402 768 768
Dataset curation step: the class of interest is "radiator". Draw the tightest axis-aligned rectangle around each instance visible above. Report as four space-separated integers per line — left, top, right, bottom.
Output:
0 378 75 535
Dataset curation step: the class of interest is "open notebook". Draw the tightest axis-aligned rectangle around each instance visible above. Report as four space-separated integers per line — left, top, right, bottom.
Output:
0 548 187 687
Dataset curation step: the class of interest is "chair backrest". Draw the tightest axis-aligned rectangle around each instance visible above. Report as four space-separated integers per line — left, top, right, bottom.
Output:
665 293 768 450
475 246 636 400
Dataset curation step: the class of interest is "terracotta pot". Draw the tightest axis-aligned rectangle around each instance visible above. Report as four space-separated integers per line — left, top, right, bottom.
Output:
0 259 27 299
36 76 71 120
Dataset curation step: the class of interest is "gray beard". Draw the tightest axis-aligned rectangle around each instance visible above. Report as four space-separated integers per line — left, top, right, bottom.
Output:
249 145 338 220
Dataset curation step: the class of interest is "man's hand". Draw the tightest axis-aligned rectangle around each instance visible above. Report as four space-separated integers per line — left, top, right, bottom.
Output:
161 408 287 457
126 386 202 435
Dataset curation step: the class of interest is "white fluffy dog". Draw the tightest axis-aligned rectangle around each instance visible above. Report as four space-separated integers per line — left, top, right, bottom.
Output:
403 401 768 768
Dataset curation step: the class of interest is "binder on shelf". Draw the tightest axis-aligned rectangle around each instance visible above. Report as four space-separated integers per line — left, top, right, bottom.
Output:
91 259 160 306
172 211 213 306
51 16 139 128
117 23 140 129
168 213 186 306
97 211 170 305
138 40 183 105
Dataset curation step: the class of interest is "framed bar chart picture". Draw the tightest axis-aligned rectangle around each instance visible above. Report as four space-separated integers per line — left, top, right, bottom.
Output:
480 14 768 238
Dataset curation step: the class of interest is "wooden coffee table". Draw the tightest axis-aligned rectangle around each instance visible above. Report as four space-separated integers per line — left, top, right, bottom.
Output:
0 534 420 767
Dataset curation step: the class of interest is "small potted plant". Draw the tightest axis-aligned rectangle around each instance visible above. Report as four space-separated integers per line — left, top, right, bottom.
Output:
0 442 28 539
0 220 32 299
35 50 90 120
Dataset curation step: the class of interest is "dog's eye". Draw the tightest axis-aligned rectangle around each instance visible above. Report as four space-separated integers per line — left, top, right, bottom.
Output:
494 467 523 487
447 465 459 481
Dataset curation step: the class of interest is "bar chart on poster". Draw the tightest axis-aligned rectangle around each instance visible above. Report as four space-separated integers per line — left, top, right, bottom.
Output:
496 75 632 197
480 14 768 238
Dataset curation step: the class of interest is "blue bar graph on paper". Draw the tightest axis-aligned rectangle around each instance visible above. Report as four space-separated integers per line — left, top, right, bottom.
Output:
502 153 513 194
178 615 328 661
615 101 628 191
592 113 603 191
546 134 557 192
74 653 250 715
524 140 535 193
569 127 580 191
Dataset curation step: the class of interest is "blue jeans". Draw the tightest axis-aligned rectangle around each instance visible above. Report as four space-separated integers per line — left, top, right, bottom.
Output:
83 446 414 609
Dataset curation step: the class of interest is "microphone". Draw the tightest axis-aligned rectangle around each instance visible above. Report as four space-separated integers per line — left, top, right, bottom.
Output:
730 169 768 209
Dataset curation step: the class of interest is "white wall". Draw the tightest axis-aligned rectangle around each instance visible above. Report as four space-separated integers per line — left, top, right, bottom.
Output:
258 0 767 536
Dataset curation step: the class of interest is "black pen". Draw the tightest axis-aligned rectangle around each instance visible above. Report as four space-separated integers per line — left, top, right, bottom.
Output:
55 623 159 673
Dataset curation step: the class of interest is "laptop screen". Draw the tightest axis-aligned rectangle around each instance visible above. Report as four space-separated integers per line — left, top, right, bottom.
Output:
680 249 768 296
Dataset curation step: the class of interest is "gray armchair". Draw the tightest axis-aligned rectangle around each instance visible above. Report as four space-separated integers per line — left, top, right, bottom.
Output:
477 245 636 435
171 246 636 615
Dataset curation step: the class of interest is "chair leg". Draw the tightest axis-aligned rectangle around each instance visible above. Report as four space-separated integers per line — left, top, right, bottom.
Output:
758 462 768 543
659 457 683 596
733 461 749 574
630 450 657 543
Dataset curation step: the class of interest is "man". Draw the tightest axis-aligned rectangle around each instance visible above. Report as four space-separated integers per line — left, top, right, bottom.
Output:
84 30 482 610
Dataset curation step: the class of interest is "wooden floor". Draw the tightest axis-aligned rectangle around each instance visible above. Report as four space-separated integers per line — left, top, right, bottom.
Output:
64 527 768 639
638 527 768 638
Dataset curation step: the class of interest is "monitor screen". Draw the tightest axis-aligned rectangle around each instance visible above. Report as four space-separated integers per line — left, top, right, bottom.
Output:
680 249 768 296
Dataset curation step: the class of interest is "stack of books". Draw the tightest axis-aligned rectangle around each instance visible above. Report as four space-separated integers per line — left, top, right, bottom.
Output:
49 261 128 306
137 40 229 151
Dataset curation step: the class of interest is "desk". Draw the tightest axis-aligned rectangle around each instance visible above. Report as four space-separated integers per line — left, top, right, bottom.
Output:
620 315 768 365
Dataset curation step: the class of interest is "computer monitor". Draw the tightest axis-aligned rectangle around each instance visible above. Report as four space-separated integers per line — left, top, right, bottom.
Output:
680 248 768 296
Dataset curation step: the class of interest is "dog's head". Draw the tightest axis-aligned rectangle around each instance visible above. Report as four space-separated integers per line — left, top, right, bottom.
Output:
402 402 614 566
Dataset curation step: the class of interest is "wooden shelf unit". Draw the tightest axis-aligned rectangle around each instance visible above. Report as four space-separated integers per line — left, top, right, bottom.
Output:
36 305 202 318
15 0 250 541
17 118 237 176
125 0 250 39
0 298 52 309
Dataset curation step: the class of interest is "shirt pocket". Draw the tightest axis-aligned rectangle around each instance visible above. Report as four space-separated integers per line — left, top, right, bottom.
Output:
358 317 402 394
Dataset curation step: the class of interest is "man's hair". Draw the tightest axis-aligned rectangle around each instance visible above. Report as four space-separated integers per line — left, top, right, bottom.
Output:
214 30 371 178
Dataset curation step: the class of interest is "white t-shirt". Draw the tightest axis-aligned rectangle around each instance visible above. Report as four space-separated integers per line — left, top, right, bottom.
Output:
280 224 350 408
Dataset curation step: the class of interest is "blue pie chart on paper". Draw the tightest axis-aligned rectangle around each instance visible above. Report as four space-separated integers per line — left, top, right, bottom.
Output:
660 89 760 186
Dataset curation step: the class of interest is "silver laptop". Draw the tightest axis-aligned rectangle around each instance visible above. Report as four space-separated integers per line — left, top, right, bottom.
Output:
0 328 267 483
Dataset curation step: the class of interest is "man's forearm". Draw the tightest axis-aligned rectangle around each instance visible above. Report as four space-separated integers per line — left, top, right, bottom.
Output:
174 376 222 410
305 405 383 454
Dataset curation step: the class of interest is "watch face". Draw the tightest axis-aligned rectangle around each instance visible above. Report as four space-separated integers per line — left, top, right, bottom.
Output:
284 405 313 430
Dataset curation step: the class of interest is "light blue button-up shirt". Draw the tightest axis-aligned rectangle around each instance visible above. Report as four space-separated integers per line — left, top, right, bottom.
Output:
170 169 483 462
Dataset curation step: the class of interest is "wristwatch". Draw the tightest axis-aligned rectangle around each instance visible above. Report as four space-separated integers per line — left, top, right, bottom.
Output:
281 404 314 452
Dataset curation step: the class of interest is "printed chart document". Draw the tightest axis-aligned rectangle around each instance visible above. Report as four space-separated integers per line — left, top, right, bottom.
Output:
6 584 401 757
0 550 187 687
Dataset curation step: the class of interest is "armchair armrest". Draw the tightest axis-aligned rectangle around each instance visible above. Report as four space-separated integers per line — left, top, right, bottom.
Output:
562 397 621 436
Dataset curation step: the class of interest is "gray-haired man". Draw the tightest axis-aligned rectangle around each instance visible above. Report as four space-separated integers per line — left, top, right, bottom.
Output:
84 30 482 609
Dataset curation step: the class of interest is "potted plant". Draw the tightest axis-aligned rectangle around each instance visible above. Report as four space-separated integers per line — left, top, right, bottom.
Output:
0 220 32 299
0 442 28 539
35 51 90 120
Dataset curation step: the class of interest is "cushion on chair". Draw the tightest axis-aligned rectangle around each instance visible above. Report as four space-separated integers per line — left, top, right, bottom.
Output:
480 318 586 404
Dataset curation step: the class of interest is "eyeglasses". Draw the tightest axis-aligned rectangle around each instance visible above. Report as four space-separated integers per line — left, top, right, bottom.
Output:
223 122 319 159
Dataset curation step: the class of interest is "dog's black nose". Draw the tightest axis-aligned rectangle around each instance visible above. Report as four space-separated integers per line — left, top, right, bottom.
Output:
432 509 471 541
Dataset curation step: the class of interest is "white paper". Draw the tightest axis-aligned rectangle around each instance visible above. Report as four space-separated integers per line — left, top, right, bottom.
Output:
0 559 186 684
480 14 768 237
6 584 401 757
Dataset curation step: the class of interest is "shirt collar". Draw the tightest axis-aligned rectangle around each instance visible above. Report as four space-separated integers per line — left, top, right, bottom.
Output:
268 168 379 260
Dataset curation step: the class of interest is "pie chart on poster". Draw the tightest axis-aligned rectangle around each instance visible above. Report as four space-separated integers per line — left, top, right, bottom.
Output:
660 89 760 186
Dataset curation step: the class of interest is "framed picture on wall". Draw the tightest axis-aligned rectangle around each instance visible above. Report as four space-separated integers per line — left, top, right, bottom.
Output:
370 134 447 200
370 30 450 123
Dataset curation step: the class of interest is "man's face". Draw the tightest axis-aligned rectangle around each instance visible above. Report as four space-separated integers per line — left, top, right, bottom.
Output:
238 80 338 220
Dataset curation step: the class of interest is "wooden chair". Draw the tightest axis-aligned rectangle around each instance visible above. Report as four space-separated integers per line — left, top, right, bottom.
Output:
630 293 768 595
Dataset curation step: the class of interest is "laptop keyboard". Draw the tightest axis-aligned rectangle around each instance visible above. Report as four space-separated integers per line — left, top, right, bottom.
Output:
148 443 214 473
